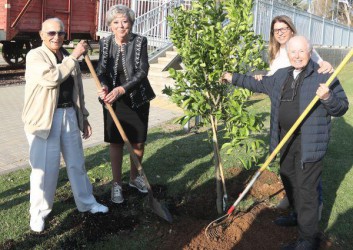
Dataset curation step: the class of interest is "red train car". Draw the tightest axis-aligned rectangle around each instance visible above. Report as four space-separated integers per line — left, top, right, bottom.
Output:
0 0 98 65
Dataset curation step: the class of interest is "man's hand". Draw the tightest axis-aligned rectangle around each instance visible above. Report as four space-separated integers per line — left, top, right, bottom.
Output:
98 85 108 100
82 120 92 139
254 74 263 81
316 84 331 100
71 40 88 59
219 72 232 83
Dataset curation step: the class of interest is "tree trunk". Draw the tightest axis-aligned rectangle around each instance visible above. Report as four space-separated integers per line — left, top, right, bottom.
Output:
210 115 225 214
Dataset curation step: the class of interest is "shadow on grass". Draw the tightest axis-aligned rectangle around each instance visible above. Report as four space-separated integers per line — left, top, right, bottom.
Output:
321 117 353 248
0 107 279 249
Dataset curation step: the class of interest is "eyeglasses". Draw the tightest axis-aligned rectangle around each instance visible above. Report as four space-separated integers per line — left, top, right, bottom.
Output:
46 31 66 37
273 27 290 34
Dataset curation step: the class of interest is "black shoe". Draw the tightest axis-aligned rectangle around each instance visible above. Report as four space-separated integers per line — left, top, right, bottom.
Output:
274 212 297 227
281 238 320 250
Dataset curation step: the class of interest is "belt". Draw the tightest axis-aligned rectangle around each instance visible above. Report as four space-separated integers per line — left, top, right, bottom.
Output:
57 102 73 108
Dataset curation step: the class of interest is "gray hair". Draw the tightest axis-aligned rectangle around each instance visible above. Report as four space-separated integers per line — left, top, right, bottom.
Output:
106 5 135 26
286 35 313 52
41 17 65 31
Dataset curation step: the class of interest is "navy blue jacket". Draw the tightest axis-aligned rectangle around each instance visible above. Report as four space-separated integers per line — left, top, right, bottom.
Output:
231 59 348 163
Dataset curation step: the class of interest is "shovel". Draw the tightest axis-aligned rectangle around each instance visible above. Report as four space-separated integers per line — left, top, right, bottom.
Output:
205 47 353 238
84 54 173 223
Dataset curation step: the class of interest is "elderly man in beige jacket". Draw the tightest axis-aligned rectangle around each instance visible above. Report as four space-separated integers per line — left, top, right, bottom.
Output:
22 17 108 233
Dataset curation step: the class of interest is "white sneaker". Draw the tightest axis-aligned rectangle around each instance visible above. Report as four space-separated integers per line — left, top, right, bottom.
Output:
89 203 109 214
30 216 45 233
129 176 148 193
111 183 124 204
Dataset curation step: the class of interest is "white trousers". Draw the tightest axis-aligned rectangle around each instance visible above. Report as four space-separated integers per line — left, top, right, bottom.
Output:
26 107 97 221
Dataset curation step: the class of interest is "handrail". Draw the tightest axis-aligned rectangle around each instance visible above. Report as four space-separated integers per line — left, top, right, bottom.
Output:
96 0 353 58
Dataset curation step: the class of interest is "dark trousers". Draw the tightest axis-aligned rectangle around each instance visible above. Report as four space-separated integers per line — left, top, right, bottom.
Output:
280 132 322 240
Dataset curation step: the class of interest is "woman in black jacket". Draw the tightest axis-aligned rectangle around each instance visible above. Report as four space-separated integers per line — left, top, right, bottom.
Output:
96 4 155 204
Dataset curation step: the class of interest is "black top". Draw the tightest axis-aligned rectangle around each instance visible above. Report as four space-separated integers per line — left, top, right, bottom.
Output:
55 52 74 105
116 50 126 85
96 34 155 109
279 68 306 133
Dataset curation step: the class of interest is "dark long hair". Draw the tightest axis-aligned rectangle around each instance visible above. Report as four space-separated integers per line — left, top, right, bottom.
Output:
269 15 297 63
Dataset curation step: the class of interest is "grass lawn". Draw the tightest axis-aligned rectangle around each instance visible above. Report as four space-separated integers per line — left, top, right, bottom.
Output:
0 63 353 249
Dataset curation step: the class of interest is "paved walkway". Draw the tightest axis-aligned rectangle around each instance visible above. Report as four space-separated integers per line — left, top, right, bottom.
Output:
0 78 183 175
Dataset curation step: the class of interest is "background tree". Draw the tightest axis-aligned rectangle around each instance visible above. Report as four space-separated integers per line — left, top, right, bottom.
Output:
165 0 267 214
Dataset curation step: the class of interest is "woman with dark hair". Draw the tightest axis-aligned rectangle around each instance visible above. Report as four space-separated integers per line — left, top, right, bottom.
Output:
267 15 332 76
96 4 155 204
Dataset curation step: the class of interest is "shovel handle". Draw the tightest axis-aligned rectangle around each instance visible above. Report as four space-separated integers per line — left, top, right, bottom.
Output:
84 54 152 191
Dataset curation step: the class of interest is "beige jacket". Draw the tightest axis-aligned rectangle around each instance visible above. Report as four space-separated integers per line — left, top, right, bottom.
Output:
22 43 89 139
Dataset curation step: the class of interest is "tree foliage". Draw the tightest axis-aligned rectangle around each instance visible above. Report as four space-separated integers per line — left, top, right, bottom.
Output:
165 0 267 169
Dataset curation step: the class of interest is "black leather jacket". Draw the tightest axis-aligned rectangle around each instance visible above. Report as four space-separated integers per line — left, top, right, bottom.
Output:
96 33 155 109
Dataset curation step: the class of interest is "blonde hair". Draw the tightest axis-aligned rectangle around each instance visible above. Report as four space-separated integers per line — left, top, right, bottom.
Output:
268 15 297 63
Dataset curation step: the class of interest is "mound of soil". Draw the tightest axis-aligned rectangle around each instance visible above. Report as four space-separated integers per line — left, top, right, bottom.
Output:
154 169 333 250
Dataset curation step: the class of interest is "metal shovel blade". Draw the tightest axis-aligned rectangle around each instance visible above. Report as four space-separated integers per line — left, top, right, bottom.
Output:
148 196 173 223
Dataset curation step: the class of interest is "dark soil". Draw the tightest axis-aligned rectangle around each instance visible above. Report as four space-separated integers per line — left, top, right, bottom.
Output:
0 168 336 250
154 169 334 250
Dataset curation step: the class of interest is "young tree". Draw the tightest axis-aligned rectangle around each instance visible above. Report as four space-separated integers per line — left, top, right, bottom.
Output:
165 0 267 213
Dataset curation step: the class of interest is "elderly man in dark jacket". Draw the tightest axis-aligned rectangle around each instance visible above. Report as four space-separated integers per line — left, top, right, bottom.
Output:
221 36 348 250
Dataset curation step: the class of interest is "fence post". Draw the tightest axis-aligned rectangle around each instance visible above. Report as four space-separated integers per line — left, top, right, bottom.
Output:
98 0 103 34
253 0 258 34
131 0 138 33
270 0 274 23
321 17 325 45
131 0 138 15
332 23 335 47
308 12 312 41
162 1 167 41
348 28 351 47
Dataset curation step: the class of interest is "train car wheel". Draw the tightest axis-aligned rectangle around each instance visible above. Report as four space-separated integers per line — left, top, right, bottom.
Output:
2 41 31 66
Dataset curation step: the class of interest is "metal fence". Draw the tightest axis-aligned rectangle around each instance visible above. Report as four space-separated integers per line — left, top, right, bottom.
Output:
96 0 353 57
254 0 353 47
96 0 191 53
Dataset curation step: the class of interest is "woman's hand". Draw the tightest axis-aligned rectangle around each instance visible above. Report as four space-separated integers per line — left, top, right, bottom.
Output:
318 61 334 74
104 86 126 104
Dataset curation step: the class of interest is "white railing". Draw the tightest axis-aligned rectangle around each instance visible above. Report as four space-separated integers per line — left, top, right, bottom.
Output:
97 0 192 56
254 0 353 47
96 0 353 58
